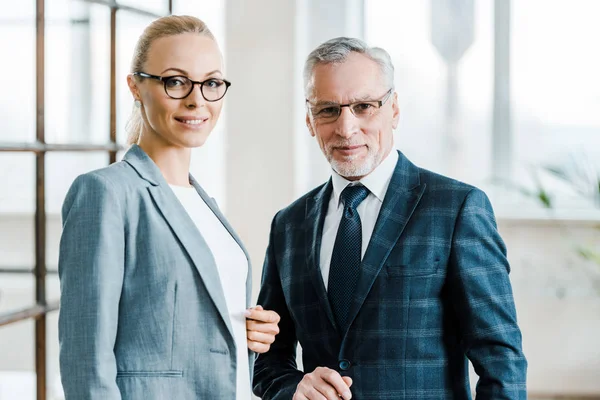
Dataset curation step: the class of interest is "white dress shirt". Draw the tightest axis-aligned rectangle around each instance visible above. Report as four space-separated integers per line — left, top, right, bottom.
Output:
169 185 251 400
320 150 399 288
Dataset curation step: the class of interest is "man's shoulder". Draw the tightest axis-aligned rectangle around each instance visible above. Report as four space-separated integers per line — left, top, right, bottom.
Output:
418 167 475 193
415 167 494 213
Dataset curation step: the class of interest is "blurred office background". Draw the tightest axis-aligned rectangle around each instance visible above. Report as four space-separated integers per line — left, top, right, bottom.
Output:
0 0 599 399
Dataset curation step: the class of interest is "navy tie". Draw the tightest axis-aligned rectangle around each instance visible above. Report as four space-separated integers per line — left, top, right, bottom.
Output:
328 184 370 331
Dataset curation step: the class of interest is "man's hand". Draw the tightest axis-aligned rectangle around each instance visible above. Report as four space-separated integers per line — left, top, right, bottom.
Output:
245 305 280 353
293 367 353 400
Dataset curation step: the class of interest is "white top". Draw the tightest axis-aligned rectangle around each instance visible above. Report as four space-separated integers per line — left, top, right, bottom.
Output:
169 184 251 400
320 150 399 288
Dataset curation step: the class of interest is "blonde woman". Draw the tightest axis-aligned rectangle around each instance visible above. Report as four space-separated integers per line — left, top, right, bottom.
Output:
58 15 279 400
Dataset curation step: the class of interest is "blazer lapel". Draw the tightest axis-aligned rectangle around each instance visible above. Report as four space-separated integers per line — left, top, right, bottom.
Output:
189 175 253 307
123 145 235 339
344 151 426 336
305 180 338 332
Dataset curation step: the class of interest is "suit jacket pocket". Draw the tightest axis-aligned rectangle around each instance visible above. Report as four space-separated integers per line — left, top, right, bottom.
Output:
385 262 439 277
116 370 184 378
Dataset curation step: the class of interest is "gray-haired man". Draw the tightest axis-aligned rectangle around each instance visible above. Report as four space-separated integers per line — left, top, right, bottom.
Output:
253 37 527 400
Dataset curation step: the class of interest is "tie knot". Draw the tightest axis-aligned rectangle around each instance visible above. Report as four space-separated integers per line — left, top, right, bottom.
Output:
340 184 370 210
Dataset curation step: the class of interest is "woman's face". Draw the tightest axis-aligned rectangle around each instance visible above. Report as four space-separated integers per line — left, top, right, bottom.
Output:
128 33 225 148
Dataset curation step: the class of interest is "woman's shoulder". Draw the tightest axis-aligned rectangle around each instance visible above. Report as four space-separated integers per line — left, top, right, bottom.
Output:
76 160 139 187
63 161 145 218
67 161 144 202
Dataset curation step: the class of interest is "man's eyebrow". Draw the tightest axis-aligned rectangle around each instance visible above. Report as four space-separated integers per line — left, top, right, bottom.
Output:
310 94 376 105
353 94 377 102
311 100 340 106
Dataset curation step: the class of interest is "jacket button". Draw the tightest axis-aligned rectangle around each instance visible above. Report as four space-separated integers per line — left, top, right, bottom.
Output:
338 359 351 370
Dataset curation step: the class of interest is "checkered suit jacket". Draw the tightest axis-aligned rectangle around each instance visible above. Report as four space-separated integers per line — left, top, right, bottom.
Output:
253 151 527 399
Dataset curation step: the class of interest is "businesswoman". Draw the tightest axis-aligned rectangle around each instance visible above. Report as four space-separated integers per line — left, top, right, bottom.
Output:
58 15 279 400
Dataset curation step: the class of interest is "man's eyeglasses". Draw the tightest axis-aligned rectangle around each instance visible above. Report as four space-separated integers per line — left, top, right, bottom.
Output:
133 72 232 101
306 88 393 123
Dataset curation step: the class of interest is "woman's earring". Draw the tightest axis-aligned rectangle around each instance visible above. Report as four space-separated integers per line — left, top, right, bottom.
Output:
134 99 142 108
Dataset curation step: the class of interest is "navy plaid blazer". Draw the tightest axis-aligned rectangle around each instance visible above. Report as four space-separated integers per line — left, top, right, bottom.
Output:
253 151 527 399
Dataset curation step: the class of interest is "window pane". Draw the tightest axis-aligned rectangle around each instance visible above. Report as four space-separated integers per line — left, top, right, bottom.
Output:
45 1 111 144
365 0 494 185
0 0 35 19
0 274 35 317
117 0 170 16
512 0 600 209
0 213 35 280
45 152 110 268
0 153 35 213
366 0 600 212
0 153 35 318
0 320 35 399
0 2 36 143
116 10 156 145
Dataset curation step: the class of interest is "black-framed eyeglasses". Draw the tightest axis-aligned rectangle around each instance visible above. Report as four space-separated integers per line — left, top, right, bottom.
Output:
133 71 232 101
306 88 393 123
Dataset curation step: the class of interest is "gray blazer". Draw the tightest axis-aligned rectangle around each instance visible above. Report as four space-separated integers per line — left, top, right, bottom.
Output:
58 144 253 399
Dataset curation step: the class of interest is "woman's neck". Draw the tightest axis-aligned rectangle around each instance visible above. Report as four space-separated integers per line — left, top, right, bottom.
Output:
138 137 192 187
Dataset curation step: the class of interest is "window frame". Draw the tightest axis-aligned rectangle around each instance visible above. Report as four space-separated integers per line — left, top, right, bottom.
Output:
0 1 171 398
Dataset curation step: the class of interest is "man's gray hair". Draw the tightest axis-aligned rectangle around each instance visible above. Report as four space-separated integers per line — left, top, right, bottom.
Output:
303 37 395 98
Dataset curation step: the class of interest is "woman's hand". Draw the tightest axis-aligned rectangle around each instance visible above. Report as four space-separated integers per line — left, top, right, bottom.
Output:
245 305 280 353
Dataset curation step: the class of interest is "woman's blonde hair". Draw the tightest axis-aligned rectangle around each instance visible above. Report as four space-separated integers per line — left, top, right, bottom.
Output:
126 15 215 145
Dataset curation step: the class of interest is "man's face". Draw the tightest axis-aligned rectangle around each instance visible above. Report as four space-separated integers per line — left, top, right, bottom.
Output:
306 52 400 181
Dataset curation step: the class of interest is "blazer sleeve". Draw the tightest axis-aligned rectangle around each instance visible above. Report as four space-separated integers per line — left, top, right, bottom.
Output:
253 213 304 399
58 172 125 400
449 188 527 399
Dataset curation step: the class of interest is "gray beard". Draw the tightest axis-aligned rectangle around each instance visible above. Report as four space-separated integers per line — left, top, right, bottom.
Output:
329 152 381 178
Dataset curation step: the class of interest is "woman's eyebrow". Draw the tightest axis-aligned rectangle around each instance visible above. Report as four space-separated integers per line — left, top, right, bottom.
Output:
161 67 188 75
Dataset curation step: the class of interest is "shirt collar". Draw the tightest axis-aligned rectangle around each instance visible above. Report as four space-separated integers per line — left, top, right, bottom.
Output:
331 149 399 207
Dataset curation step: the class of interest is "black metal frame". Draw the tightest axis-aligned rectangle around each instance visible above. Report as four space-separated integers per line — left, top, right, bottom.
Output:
0 1 171 399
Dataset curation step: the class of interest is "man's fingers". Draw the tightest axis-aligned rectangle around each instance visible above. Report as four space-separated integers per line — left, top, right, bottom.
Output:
342 376 353 387
292 392 310 400
320 369 352 400
308 386 331 400
297 379 331 400
313 384 341 400
296 367 351 400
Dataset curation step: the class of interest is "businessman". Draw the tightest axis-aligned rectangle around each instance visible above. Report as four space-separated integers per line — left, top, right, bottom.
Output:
253 37 527 399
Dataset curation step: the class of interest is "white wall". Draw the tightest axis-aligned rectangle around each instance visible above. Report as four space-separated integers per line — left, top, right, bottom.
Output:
499 219 600 396
224 0 367 300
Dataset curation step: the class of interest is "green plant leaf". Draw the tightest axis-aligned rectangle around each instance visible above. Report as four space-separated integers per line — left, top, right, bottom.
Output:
576 246 600 265
543 165 570 182
537 189 553 208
